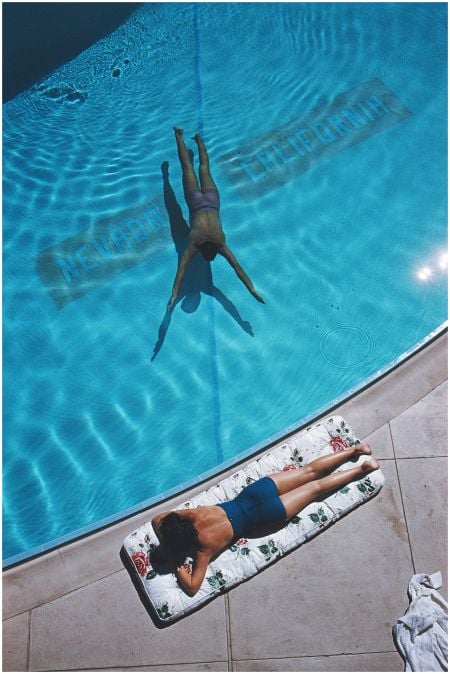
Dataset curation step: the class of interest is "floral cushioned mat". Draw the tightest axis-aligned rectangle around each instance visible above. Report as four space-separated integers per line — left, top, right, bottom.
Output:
123 416 384 623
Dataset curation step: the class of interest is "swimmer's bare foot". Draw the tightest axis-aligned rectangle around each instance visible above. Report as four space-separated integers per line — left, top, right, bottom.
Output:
191 133 201 142
161 161 169 177
174 127 183 136
361 458 379 474
350 443 372 461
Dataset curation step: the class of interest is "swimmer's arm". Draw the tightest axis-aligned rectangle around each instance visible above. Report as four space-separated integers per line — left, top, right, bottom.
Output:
176 550 212 596
168 244 198 310
219 245 265 303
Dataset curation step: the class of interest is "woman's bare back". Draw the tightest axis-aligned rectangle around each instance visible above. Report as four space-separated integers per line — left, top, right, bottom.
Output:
188 505 233 554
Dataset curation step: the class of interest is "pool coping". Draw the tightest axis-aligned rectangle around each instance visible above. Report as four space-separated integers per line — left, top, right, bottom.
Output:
3 321 447 570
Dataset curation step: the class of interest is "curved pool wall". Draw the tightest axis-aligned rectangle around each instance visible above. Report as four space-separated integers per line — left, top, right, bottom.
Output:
3 3 448 564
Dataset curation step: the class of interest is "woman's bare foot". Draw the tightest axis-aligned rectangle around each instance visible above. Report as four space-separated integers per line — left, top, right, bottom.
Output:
353 445 372 456
174 127 183 136
361 458 379 474
350 443 372 461
191 133 201 142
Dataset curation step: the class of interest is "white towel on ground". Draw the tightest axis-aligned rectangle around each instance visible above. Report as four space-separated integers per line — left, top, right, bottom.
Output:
393 571 448 672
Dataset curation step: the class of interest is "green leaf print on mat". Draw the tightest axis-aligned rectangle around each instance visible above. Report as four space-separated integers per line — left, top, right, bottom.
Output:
309 506 328 524
335 420 360 446
156 602 172 620
357 477 376 494
207 570 227 590
230 543 251 556
258 539 279 561
290 448 304 467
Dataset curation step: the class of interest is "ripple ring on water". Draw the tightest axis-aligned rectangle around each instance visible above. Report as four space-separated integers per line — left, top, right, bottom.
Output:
319 325 375 370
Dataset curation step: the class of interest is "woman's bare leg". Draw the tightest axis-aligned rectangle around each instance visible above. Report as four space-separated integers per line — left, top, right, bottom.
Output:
192 133 218 191
270 444 372 496
280 458 379 520
174 127 200 196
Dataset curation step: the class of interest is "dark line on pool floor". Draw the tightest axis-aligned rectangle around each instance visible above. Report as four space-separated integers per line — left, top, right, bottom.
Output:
193 4 223 464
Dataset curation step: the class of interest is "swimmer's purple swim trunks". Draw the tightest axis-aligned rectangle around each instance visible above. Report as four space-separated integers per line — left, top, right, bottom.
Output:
186 188 220 213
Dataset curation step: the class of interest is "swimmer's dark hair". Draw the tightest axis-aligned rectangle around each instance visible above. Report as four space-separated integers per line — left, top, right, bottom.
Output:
158 512 200 568
199 242 218 261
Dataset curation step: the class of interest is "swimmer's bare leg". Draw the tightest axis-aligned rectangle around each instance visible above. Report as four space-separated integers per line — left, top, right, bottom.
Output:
174 127 200 197
192 133 218 191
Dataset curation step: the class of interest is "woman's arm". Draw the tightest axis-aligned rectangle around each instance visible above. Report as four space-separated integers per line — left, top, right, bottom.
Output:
175 550 212 597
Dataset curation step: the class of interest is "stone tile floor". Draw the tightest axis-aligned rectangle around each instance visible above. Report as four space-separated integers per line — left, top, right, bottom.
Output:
3 333 448 672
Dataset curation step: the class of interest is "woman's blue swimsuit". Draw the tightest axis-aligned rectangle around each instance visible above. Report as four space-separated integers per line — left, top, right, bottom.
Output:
216 477 287 539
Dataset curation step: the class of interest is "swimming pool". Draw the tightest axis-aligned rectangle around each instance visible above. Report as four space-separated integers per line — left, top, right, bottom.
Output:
3 2 447 563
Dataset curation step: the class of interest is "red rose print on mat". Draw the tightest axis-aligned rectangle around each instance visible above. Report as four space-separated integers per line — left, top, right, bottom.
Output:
235 538 248 546
330 436 349 453
283 464 297 472
132 551 150 576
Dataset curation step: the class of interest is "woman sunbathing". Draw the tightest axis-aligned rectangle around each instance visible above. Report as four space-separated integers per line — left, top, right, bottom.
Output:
152 445 379 596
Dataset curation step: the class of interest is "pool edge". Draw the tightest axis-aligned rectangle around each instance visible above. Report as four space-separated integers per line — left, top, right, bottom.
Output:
3 321 448 570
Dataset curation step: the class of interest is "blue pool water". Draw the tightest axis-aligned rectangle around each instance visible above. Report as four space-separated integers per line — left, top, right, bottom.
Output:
3 3 447 561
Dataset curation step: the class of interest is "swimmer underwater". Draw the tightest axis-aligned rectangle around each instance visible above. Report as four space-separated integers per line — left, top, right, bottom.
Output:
151 445 379 596
167 128 265 310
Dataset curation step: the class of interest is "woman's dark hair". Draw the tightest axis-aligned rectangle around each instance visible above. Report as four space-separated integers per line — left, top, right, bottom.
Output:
159 512 200 568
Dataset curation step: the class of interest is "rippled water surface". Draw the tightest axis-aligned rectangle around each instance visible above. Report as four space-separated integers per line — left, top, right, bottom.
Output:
3 3 447 560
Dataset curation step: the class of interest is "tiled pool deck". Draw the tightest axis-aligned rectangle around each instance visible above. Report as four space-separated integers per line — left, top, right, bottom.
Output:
3 332 448 672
